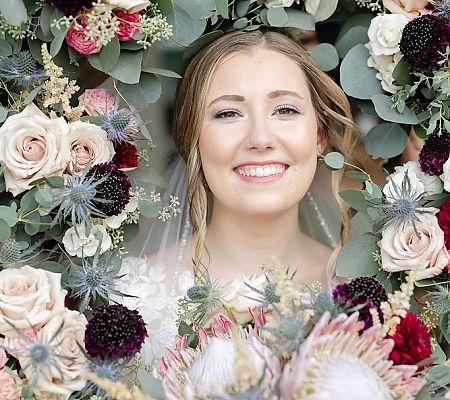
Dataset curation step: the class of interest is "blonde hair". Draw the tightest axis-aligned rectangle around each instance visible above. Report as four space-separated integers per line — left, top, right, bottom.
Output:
171 29 361 279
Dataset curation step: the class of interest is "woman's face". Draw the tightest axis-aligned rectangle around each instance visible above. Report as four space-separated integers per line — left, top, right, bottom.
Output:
199 49 323 218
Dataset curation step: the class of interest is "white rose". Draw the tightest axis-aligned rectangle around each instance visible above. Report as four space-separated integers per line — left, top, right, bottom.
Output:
366 14 409 56
68 120 115 174
367 49 404 93
104 195 138 228
0 367 21 400
21 310 89 399
441 158 450 193
383 0 429 19
305 0 320 15
62 224 112 257
379 211 450 280
101 0 150 13
264 0 295 7
384 161 443 201
0 103 71 196
0 266 67 337
221 273 267 325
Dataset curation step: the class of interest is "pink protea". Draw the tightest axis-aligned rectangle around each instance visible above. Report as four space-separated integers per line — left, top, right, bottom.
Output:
159 315 280 399
280 312 426 400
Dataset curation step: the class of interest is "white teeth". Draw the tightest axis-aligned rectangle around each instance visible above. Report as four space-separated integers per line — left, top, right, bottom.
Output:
237 165 285 177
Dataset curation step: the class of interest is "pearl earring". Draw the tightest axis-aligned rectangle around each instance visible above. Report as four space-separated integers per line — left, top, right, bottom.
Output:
317 148 322 156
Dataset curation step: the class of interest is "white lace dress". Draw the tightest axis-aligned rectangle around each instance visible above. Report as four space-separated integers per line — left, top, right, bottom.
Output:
115 256 194 367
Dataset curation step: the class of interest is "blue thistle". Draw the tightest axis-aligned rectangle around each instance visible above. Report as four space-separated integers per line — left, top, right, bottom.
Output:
0 51 46 88
375 171 429 232
435 0 450 22
101 99 146 144
66 247 127 313
0 238 41 268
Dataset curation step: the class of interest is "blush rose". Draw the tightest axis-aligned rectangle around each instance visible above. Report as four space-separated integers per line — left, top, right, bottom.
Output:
379 212 450 280
0 266 67 337
115 10 141 41
78 88 116 117
0 103 71 196
0 368 21 400
66 17 101 56
382 0 429 18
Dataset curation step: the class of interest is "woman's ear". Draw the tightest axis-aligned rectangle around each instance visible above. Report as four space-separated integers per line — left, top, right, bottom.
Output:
317 133 327 154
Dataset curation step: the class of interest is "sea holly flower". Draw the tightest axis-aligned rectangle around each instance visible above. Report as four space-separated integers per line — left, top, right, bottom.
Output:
84 304 148 361
101 100 142 144
0 51 46 89
0 238 40 268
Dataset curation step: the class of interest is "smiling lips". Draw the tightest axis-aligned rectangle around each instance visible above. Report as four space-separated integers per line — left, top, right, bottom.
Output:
235 164 287 178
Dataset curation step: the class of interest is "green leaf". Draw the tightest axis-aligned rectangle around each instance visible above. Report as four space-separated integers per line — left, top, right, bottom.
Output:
267 7 289 27
117 72 161 109
335 26 369 59
233 17 249 29
38 261 65 273
183 30 224 59
340 44 383 100
138 199 160 218
427 362 450 389
345 171 369 183
414 387 431 400
339 189 368 213
24 86 42 105
284 8 315 30
0 205 19 227
162 0 207 47
154 0 173 15
39 5 55 39
122 222 139 242
0 108 8 123
236 0 250 17
20 189 39 212
308 43 339 72
365 181 382 199
141 66 181 78
323 152 344 170
89 50 143 84
314 0 338 22
335 234 381 278
0 219 11 242
24 220 40 236
137 369 165 400
215 0 228 18
0 0 27 26
147 166 169 189
0 40 12 57
99 36 121 72
364 123 408 159
371 94 418 124
392 57 412 86
35 189 55 208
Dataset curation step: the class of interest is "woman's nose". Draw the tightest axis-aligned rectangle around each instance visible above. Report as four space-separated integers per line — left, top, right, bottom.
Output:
245 117 277 151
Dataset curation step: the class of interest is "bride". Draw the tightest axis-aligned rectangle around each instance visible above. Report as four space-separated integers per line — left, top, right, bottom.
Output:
115 28 361 366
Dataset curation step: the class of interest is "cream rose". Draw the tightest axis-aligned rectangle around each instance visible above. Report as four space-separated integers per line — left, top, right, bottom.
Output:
0 266 67 337
384 160 443 201
101 0 150 13
379 212 450 280
62 224 112 257
104 195 138 228
0 103 71 196
264 0 295 7
78 88 116 117
367 50 404 93
221 273 267 325
383 0 429 18
68 120 115 174
0 368 21 400
20 310 89 399
440 158 450 193
305 0 320 15
366 13 409 56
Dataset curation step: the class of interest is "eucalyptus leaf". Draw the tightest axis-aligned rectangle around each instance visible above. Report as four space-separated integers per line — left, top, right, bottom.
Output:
392 58 412 86
371 94 418 124
215 0 228 18
233 17 249 29
147 166 169 189
39 261 65 273
314 0 338 22
427 363 450 389
35 189 55 208
0 41 12 57
267 7 289 27
183 30 224 59
24 220 40 236
20 189 39 212
0 108 8 123
0 0 27 26
99 36 121 72
236 0 250 17
138 199 160 218
137 368 165 399
345 170 369 183
340 44 383 100
49 28 68 58
90 50 143 84
335 234 381 278
364 123 408 159
0 205 19 227
155 0 173 15
24 86 42 105
339 189 368 212
334 26 368 59
39 5 55 39
323 152 344 170
284 9 315 31
141 66 181 78
116 72 161 108
122 222 139 242
0 218 12 243
414 387 432 400
308 43 339 72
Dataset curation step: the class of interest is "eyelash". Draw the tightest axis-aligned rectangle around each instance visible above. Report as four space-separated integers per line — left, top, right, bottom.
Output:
275 104 300 115
214 109 240 119
213 104 301 119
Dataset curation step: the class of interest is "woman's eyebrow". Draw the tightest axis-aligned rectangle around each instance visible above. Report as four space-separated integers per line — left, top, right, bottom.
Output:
267 90 304 100
207 94 245 108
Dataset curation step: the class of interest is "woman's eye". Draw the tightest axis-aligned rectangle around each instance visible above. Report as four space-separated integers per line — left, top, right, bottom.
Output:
275 106 299 115
215 110 239 118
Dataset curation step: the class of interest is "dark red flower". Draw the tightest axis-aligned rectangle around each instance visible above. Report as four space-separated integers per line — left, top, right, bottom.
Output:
437 201 450 249
112 143 139 170
387 312 432 366
418 132 450 176
44 0 92 15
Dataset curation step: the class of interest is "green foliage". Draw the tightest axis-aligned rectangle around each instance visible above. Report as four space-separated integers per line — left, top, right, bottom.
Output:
364 122 408 159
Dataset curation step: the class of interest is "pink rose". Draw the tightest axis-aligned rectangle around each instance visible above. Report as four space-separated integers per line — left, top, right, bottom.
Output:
0 368 21 400
66 17 101 56
0 348 7 368
115 10 141 41
379 212 450 280
78 88 116 117
382 0 429 18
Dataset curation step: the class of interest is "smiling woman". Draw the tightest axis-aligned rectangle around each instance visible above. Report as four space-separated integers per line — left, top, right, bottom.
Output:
115 28 362 366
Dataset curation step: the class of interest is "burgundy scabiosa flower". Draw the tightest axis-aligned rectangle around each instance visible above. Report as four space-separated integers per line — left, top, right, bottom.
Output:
387 311 432 367
399 14 450 72
85 161 132 216
418 132 450 176
332 276 388 329
44 0 93 15
85 304 148 361
437 200 450 249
